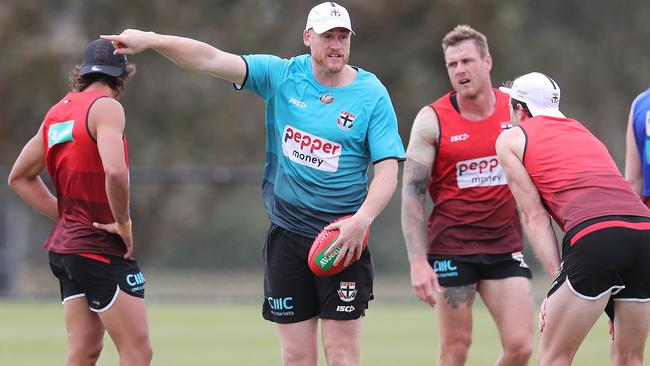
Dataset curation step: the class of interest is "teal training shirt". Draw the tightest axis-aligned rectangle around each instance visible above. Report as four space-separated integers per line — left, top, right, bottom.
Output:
239 54 405 237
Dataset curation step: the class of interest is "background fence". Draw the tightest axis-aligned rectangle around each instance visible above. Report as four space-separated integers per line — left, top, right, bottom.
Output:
0 165 419 300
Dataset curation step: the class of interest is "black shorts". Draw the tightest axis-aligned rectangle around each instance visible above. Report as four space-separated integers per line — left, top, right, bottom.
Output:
427 251 532 287
262 224 374 324
49 252 145 312
547 216 650 318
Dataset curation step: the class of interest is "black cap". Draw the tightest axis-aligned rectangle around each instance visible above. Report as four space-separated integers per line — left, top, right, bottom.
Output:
79 39 127 77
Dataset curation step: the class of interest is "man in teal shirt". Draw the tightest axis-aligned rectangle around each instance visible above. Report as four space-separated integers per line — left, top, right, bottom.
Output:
102 3 405 365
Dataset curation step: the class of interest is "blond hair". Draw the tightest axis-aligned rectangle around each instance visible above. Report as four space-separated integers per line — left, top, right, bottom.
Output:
442 25 489 57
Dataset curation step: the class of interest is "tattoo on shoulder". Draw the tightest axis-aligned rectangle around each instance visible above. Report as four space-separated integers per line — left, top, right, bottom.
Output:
444 285 477 310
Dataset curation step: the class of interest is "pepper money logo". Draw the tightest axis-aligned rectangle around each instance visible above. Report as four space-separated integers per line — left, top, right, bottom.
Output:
456 155 506 189
282 125 342 172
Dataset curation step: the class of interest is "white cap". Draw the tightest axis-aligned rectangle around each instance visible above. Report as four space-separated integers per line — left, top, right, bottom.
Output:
499 72 565 118
305 2 354 34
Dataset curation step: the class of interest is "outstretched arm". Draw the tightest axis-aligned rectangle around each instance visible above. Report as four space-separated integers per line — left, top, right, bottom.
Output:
496 128 560 279
401 106 442 307
101 29 247 85
8 126 57 220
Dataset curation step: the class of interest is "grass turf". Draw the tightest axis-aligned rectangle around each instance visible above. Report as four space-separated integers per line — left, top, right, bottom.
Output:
0 300 638 365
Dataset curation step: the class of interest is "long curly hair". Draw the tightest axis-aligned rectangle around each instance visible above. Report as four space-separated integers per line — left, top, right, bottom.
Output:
68 63 136 98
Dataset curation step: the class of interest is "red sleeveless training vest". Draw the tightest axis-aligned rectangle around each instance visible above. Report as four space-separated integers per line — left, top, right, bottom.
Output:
42 90 129 256
427 90 523 255
520 115 650 232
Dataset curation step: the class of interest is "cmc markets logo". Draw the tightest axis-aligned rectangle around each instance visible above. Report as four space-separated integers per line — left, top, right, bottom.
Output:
433 259 459 279
433 259 457 272
126 272 145 286
126 271 145 293
267 296 295 317
267 296 293 310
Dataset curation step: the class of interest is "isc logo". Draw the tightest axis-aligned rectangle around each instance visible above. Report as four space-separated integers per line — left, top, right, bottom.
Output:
267 297 294 310
450 133 470 142
336 305 355 313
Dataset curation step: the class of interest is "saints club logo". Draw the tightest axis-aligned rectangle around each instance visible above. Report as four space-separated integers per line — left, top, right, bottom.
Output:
337 111 356 131
550 92 560 104
338 281 357 302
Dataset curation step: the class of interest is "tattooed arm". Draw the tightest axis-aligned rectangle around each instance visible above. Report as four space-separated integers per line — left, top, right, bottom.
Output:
401 106 442 307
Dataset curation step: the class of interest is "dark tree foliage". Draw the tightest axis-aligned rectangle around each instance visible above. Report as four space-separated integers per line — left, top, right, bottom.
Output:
1 0 648 270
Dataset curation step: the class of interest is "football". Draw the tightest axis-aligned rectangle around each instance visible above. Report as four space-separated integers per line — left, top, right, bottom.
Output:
308 215 370 276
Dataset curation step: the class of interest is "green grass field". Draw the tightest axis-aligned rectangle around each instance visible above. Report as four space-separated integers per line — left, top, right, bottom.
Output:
0 299 638 365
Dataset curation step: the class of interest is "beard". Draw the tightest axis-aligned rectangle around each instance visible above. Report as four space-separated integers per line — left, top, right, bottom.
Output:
313 52 349 74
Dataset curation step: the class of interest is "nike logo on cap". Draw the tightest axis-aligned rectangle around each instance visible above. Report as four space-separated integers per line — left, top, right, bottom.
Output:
91 66 103 71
